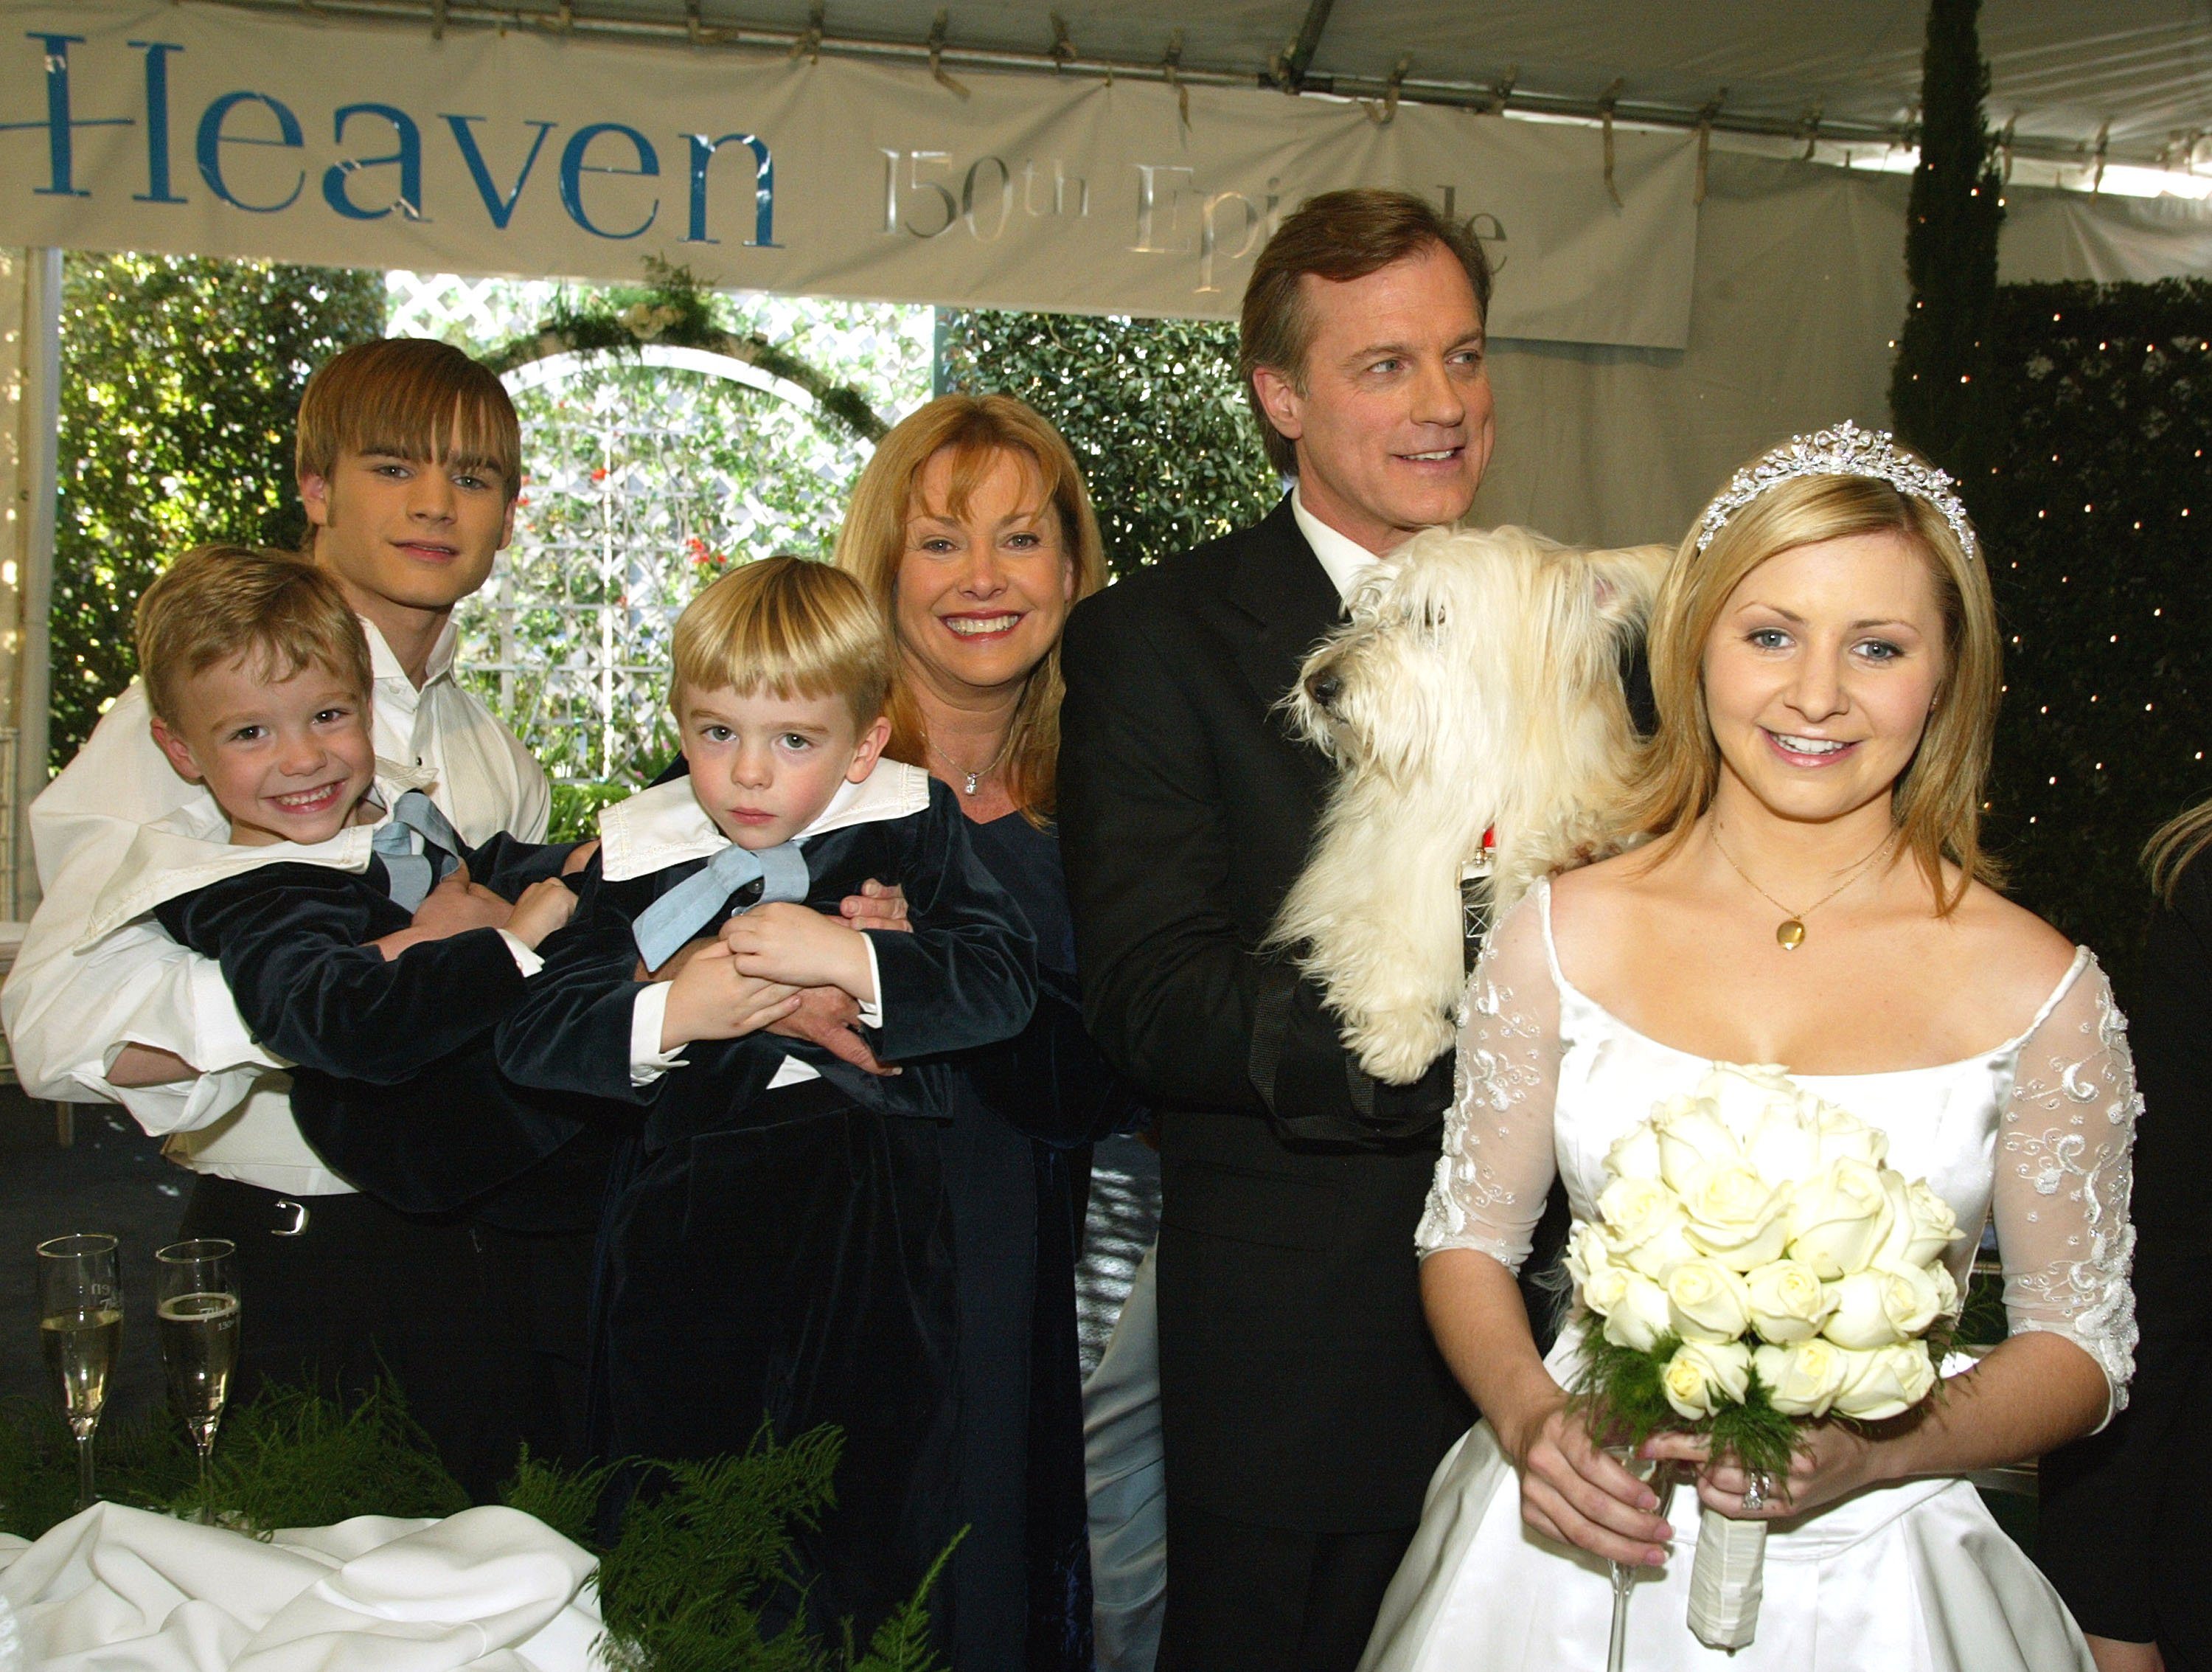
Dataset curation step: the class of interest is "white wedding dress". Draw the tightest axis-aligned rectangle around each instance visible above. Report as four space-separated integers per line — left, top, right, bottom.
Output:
1360 881 2140 1672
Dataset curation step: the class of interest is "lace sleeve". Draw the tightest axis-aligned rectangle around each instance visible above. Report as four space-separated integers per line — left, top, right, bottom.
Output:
1415 891 1564 1269
1996 953 2141 1426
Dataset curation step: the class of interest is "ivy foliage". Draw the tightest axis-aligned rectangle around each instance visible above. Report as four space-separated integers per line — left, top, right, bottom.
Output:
1888 0 2003 477
936 309 1281 577
1886 0 2212 987
52 254 386 772
1974 281 2212 989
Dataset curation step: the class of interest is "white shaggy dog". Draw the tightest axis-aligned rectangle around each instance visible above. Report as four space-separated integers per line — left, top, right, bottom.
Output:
1269 524 1669 1085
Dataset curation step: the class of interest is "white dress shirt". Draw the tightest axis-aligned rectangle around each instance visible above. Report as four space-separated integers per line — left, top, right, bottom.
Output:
1291 485 1399 606
2 617 551 1195
608 763 925 1088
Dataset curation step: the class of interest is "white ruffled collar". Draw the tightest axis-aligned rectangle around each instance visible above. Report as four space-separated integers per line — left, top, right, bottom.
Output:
597 757 932 884
77 760 439 949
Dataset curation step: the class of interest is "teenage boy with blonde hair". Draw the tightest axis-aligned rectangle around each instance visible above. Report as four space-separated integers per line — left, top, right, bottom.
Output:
4 341 574 1491
497 555 1035 1647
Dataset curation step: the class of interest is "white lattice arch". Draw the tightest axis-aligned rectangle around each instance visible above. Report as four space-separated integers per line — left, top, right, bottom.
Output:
460 340 881 788
499 341 863 439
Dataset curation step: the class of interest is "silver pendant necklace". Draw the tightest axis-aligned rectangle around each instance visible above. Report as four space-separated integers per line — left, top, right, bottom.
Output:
928 732 1015 796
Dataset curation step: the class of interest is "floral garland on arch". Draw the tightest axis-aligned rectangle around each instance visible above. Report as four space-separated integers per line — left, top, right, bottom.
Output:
481 258 891 445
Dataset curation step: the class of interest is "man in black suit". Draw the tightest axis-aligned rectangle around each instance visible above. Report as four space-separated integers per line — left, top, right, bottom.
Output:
1058 190 1497 1671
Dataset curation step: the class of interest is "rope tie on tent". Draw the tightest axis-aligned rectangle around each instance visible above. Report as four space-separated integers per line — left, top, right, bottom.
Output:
2091 119 2110 195
2000 115 2017 183
1798 105 1823 162
1366 55 1411 126
1050 13 1077 70
1597 77 1624 207
430 0 447 41
1694 89 1726 204
546 0 574 35
790 1 822 62
927 10 971 100
1164 30 1189 130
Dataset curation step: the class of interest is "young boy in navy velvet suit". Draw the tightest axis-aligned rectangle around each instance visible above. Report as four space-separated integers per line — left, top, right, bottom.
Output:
93 545 603 1486
495 555 1036 1645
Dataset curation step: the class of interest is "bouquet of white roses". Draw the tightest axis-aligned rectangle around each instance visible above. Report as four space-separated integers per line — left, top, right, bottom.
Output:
1566 1062 1964 1648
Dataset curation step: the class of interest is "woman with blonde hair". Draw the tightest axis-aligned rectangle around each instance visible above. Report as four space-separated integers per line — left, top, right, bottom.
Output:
836 393 1143 1672
2037 800 2211 1672
1363 424 2140 1671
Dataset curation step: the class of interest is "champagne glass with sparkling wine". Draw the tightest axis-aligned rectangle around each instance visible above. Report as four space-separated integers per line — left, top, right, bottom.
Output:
37 1233 123 1510
156 1238 240 1520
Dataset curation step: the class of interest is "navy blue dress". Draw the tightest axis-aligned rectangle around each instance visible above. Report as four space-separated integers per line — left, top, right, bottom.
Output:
494 779 1039 1650
950 809 1149 1672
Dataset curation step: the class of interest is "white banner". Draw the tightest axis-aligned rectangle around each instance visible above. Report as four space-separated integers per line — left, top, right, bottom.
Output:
0 2 1699 347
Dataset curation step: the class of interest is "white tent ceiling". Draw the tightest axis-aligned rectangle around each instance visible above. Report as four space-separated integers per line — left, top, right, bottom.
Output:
231 0 2212 168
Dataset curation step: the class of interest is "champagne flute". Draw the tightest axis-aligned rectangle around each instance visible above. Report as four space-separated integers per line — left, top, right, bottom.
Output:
156 1238 240 1522
1602 1440 1668 1672
37 1233 123 1511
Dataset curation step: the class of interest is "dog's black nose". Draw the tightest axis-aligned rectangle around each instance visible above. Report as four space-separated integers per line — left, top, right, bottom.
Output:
1307 670 1343 710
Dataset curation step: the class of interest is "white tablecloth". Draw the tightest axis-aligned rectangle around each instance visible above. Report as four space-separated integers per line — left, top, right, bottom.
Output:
0 1502 603 1671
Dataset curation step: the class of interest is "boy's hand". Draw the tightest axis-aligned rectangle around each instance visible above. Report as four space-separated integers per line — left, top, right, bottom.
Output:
661 940 802 1048
410 865 515 937
838 879 912 934
637 934 717 983
720 903 874 1002
370 867 518 960
506 877 578 949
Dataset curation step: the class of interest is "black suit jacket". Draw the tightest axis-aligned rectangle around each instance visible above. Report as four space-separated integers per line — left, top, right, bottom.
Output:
1058 495 1470 1531
154 834 613 1231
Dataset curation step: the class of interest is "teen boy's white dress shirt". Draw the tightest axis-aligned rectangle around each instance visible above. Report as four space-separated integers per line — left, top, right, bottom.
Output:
2 617 549 1196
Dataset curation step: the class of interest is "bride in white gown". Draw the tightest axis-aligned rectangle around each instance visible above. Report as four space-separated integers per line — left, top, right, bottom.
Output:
1361 427 2140 1672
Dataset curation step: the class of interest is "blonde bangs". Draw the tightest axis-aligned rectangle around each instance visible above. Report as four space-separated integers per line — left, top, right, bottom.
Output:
296 339 521 501
833 395 1105 823
136 544 371 724
1624 467 2002 911
671 556 892 729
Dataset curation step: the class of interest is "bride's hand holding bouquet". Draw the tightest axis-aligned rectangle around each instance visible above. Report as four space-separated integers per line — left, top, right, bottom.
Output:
1565 1062 1964 1645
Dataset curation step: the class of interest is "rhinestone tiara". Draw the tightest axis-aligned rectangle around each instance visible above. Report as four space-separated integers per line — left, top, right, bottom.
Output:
1694 420 1978 563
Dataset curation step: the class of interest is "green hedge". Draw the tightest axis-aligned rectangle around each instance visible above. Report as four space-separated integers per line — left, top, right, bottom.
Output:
1975 280 2212 989
936 309 1280 576
52 254 386 772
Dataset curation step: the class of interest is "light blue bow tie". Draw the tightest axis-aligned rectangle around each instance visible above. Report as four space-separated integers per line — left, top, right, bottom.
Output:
630 842 810 972
370 790 463 912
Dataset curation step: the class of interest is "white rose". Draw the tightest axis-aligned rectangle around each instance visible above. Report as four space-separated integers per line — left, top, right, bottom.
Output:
1745 1258 1837 1344
1821 1264 1941 1350
1680 1161 1790 1271
1752 1337 1851 1418
1601 1272 1676 1353
1876 1179 1963 1271
1927 1258 1962 1322
1660 1339 1753 1420
1786 1158 1896 1280
1563 1221 1612 1291
1654 1098 1742 1192
1596 1176 1700 1283
1697 1062 1801 1136
1666 1258 1753 1345
1829 1340 1938 1421
1741 1102 1825 1188
1877 1259 1947 1338
1605 1120 1664 1184
1810 1102 1891 1170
